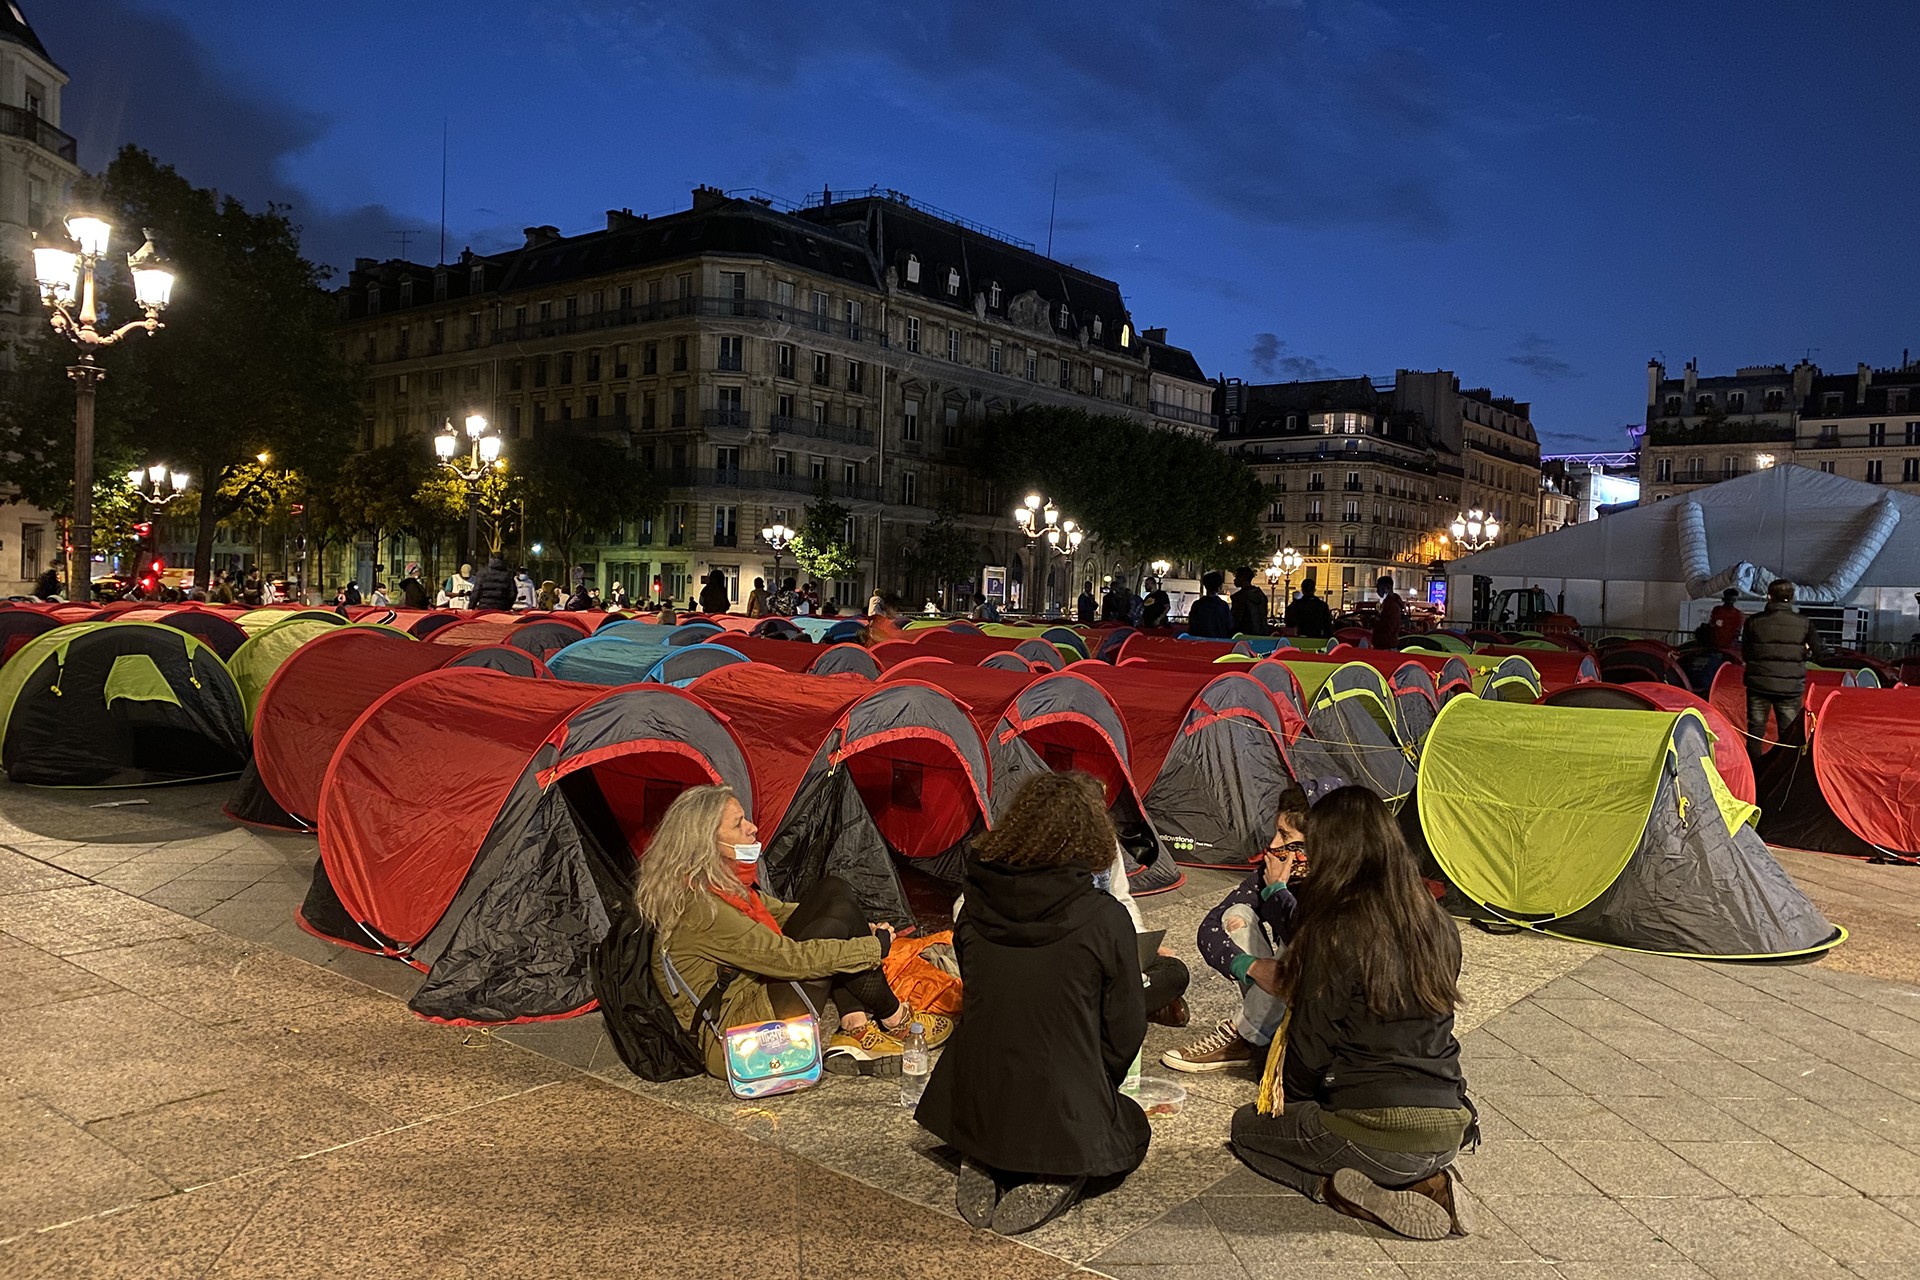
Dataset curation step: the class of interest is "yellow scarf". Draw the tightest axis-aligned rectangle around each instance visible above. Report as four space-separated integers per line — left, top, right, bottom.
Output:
1255 1007 1292 1115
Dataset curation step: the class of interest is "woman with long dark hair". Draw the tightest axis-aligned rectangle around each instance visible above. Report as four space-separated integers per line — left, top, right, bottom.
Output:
1230 785 1477 1240
916 772 1150 1235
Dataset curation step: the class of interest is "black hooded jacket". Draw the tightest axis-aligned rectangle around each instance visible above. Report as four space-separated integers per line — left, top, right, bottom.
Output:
915 856 1149 1178
470 559 516 611
1741 601 1830 698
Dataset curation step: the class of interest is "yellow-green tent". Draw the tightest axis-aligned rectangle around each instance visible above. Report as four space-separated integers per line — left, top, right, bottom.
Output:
1417 696 1843 959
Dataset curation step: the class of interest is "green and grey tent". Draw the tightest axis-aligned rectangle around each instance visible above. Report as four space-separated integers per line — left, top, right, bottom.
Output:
1417 697 1843 959
0 621 248 786
1290 660 1417 807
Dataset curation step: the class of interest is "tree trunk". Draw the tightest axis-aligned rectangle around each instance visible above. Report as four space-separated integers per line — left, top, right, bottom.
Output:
193 466 223 593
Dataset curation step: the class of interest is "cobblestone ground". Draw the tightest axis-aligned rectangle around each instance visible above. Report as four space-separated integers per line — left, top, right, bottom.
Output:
3 782 1918 1278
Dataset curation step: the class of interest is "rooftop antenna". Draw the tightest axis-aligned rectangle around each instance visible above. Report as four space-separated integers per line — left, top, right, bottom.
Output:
439 116 449 265
390 228 417 258
1046 174 1058 259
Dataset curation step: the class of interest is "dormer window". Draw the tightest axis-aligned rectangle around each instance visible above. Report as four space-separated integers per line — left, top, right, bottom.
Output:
366 283 382 315
1120 323 1131 349
1092 317 1104 341
946 268 960 296
399 279 414 307
1058 303 1072 329
905 254 921 284
988 281 1002 309
471 265 485 291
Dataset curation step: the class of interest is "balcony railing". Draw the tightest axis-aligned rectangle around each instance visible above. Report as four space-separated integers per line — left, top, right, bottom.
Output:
649 467 881 503
489 296 891 350
0 104 76 162
1150 400 1220 430
702 408 752 431
766 415 876 448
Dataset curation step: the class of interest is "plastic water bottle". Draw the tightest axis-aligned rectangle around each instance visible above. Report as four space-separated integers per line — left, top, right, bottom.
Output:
899 1021 930 1107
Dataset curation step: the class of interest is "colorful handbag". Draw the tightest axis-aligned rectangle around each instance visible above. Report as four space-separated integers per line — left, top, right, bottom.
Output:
662 955 823 1100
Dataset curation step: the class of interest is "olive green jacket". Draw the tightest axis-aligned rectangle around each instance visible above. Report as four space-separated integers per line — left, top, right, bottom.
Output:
653 890 882 1078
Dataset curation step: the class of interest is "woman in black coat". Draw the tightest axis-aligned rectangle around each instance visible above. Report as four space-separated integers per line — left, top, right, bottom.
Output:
915 772 1149 1235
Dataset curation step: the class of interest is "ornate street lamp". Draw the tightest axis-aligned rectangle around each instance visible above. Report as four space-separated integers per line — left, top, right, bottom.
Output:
1449 507 1501 553
435 414 504 563
1267 545 1303 620
761 520 794 583
127 463 190 508
1013 492 1078 616
33 214 176 600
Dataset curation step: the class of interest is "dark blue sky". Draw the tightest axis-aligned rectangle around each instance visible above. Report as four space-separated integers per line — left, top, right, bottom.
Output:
40 1 1920 451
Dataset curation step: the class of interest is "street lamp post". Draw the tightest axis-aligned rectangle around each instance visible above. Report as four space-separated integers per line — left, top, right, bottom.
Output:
761 521 794 587
1012 492 1081 617
1267 545 1303 622
33 216 176 602
1449 507 1501 554
434 414 503 566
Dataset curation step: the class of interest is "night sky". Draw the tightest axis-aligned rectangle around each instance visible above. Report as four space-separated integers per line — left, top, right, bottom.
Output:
38 1 1920 452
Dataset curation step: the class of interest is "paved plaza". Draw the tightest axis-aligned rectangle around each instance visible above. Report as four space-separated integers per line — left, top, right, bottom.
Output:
4 782 1920 1278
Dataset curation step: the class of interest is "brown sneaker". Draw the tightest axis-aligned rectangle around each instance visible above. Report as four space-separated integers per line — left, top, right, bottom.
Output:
896 1003 955 1049
1160 1018 1255 1073
1404 1167 1475 1236
826 1020 904 1076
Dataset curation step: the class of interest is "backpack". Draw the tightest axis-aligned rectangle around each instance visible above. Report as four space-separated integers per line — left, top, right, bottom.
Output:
588 911 735 1082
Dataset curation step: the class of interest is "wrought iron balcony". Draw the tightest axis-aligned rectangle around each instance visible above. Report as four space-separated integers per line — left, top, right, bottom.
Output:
0 105 76 162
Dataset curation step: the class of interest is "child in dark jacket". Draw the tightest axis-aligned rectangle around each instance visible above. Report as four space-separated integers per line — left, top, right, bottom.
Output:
1161 784 1313 1073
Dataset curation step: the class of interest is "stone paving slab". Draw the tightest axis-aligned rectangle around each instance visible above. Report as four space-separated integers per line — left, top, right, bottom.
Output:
6 780 1920 1278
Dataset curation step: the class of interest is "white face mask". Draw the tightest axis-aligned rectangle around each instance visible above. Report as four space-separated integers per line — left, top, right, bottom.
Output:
730 841 763 865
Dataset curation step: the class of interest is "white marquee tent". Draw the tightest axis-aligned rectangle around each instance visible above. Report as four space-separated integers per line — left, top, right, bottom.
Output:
1451 466 1920 642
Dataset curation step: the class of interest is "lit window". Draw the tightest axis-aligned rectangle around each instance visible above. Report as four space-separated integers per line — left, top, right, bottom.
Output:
988 282 1002 309
946 268 960 296
905 255 921 284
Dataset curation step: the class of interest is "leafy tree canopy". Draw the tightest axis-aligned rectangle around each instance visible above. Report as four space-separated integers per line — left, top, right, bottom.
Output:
976 406 1270 567
514 430 663 574
790 482 859 583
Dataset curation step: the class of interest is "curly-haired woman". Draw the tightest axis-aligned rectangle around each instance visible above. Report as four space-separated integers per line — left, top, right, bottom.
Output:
915 772 1150 1235
634 785 951 1078
1229 785 1477 1239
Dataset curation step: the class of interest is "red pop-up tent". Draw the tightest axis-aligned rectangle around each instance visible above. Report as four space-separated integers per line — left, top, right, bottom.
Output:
1113 633 1255 664
910 629 1065 671
1076 663 1304 870
1758 686 1920 863
306 671 753 1023
113 606 250 660
708 634 880 678
426 618 584 662
879 662 1182 895
689 664 991 925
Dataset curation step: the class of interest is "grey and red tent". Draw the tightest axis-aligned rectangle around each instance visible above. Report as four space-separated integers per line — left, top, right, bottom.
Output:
1757 686 1920 863
1075 664 1302 870
0 607 59 667
112 605 250 660
708 634 880 678
304 671 754 1023
879 661 1183 895
910 629 1065 671
688 664 991 925
425 617 584 663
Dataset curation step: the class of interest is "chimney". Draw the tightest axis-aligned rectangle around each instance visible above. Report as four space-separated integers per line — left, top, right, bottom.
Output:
1142 327 1168 343
690 185 728 212
1682 358 1698 404
1792 359 1816 403
1646 357 1665 410
606 208 647 231
521 225 561 248
1857 362 1872 403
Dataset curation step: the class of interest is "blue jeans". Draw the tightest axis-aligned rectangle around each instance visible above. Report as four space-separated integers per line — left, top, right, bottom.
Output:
1747 689 1804 748
1222 903 1286 1047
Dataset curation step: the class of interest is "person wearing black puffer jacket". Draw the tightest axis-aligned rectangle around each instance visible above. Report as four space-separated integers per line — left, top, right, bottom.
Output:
469 556 517 611
917 772 1149 1237
1740 579 1829 750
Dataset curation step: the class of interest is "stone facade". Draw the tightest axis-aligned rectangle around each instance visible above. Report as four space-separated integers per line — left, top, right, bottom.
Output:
1215 368 1542 609
0 4 79 596
335 186 1213 607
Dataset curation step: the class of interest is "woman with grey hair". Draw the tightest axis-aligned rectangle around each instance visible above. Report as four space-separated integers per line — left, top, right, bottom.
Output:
633 784 951 1077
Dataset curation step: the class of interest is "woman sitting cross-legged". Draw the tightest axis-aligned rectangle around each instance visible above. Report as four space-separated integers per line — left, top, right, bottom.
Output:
1229 785 1478 1240
634 784 951 1078
916 772 1150 1236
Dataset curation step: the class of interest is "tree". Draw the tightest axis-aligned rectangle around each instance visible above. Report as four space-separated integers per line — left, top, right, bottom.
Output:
904 495 979 608
2 148 363 586
514 430 663 577
976 406 1269 569
790 482 859 584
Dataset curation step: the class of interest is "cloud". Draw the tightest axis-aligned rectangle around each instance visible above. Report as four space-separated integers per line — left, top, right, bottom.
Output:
1249 333 1345 380
36 0 445 275
1507 333 1581 381
576 0 1500 237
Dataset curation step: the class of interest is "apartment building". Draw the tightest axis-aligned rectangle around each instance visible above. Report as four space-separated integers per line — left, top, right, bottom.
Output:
1640 355 1920 500
338 185 1213 606
0 3 79 595
1215 368 1542 606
